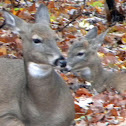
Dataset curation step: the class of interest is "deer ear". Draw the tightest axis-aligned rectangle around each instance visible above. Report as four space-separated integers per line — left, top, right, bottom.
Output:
91 29 109 50
1 10 26 33
35 4 50 24
85 27 98 39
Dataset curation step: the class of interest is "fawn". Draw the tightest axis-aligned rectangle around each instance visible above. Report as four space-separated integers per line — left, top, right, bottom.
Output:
67 27 126 93
0 4 75 126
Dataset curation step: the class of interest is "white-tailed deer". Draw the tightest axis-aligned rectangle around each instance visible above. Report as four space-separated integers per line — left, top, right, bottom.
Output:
0 4 75 126
67 27 126 93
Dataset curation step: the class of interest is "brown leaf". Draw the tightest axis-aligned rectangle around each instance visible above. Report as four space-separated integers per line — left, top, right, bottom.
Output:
28 3 36 12
17 10 34 22
102 54 117 65
86 109 93 115
75 103 83 113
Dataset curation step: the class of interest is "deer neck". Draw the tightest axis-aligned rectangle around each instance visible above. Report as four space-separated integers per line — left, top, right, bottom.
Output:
89 59 114 91
24 61 60 107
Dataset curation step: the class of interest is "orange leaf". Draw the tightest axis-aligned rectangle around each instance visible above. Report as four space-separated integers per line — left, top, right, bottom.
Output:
75 103 85 119
76 88 92 97
48 1 55 9
4 0 11 4
95 7 102 13
110 108 118 116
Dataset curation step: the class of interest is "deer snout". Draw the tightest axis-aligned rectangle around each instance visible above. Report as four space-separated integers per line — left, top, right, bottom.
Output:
54 56 66 67
61 65 72 72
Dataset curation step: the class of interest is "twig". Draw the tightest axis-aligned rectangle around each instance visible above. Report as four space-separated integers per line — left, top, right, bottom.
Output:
57 12 82 32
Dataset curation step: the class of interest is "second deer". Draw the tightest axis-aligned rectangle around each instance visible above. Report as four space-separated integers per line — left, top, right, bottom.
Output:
67 27 126 93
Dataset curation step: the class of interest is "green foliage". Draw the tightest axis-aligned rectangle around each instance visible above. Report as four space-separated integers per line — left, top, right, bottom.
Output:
91 1 103 7
0 3 3 6
14 8 21 11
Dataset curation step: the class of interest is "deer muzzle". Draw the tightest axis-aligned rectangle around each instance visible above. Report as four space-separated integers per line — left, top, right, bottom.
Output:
54 56 67 67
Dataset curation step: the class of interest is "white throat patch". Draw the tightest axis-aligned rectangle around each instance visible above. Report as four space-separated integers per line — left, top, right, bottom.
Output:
28 62 51 78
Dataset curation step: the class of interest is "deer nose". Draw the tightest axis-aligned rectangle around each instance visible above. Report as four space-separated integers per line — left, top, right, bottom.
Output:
60 65 72 73
65 65 72 72
54 56 66 67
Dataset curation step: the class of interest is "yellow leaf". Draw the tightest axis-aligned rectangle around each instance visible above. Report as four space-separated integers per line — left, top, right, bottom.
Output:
79 20 90 28
0 46 7 56
122 38 126 44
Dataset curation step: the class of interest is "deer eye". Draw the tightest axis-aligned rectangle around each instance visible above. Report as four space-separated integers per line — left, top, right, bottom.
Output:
32 34 43 44
33 38 42 44
77 52 85 56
